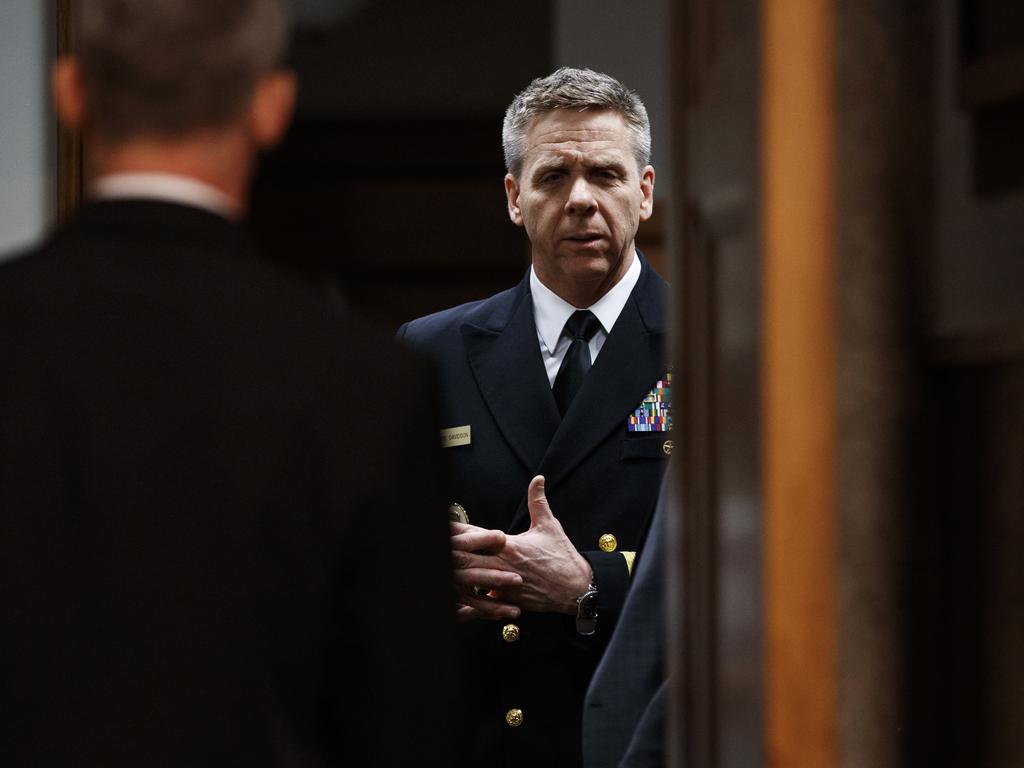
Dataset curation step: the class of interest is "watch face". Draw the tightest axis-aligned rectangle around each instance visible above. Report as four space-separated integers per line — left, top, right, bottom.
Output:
579 591 598 618
576 584 598 635
576 590 599 636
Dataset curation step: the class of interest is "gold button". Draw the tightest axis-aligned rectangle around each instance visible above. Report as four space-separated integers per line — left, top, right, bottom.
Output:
502 623 520 643
598 533 618 553
448 502 469 524
662 439 674 456
505 708 524 728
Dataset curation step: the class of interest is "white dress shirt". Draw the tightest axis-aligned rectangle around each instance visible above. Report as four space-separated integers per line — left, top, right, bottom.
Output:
89 172 241 221
530 251 642 387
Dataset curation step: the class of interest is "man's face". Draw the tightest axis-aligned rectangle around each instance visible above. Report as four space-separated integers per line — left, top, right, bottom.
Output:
505 108 654 305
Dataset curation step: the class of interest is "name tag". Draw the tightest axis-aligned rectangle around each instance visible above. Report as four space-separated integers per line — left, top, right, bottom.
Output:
440 425 471 448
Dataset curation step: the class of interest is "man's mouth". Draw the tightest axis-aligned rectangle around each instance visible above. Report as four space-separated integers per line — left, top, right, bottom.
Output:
564 233 604 244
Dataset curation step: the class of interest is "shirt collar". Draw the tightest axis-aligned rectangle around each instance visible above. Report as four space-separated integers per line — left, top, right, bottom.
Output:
530 250 641 352
89 172 241 221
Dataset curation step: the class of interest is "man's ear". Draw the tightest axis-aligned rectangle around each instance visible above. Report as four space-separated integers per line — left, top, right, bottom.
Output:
247 70 297 150
639 165 655 222
505 173 524 227
52 56 88 132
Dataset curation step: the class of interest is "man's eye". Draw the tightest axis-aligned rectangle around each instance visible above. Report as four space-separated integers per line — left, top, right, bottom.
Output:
540 172 564 183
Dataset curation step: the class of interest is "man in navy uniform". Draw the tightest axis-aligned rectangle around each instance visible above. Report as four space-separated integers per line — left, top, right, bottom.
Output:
0 2 456 765
399 67 671 767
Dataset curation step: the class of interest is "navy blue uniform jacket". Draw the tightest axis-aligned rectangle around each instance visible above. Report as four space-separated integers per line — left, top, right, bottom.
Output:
398 255 670 767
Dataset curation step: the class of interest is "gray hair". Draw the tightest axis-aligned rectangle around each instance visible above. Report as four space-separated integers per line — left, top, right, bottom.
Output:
501 67 651 177
76 0 292 141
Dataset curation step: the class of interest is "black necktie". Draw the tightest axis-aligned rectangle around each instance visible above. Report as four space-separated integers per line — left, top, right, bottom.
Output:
552 310 602 416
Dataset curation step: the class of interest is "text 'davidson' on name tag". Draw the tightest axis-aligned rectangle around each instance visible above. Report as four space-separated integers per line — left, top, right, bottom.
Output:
440 425 471 448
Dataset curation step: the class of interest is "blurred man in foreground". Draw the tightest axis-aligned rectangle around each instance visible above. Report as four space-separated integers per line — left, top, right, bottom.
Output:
0 2 455 765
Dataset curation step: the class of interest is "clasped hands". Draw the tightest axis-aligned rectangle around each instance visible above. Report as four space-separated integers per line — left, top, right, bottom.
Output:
450 475 592 622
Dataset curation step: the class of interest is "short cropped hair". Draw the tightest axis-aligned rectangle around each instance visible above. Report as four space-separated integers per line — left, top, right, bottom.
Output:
76 0 292 141
501 67 652 177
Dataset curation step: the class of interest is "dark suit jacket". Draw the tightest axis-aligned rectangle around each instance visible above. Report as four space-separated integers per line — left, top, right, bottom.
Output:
0 200 456 767
583 471 670 768
398 256 670 767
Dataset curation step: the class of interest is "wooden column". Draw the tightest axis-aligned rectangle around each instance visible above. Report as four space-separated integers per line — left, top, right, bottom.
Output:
760 0 837 766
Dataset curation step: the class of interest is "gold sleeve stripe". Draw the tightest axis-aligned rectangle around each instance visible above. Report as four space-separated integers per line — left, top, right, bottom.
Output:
622 551 637 575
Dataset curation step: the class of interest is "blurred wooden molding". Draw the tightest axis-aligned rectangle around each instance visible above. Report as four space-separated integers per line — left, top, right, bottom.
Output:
56 0 82 222
761 0 838 764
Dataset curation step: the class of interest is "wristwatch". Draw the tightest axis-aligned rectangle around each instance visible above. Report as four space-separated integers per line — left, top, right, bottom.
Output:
575 582 599 636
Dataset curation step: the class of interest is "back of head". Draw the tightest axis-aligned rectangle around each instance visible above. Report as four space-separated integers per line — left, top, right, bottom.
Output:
76 0 292 141
501 66 652 178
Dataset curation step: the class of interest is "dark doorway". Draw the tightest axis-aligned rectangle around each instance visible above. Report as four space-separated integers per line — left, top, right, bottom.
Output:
247 1 553 330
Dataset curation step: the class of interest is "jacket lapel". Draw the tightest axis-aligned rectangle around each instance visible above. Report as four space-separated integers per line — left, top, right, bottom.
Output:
461 276 560 474
507 258 668 531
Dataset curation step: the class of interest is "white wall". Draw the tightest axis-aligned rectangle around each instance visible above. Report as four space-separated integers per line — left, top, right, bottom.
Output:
0 2 53 259
553 0 673 201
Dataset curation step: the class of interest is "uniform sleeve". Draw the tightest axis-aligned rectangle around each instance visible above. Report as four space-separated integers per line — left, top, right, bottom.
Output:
583 549 633 638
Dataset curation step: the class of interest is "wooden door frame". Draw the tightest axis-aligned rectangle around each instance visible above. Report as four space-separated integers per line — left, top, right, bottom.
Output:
668 0 839 765
667 1 719 764
760 0 838 765
56 0 82 220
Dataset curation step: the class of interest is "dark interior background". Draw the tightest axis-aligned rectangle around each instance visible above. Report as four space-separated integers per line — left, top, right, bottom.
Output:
248 2 549 329
247 0 669 330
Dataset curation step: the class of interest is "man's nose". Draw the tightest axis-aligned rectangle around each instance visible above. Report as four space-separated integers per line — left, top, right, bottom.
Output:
565 177 597 215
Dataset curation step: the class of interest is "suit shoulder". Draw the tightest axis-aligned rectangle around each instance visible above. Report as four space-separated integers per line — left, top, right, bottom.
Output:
398 286 519 346
0 239 67 323
0 235 62 280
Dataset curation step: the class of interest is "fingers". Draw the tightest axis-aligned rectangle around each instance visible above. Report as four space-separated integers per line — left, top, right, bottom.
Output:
526 474 554 528
455 593 521 622
451 547 508 572
452 565 522 592
450 541 517 575
450 548 523 622
455 604 478 622
449 521 522 606
451 524 506 554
